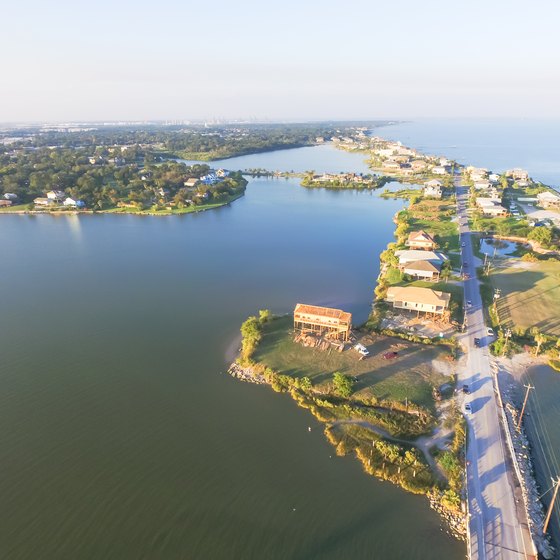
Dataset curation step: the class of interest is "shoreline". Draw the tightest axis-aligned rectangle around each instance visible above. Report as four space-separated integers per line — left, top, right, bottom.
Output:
227 357 467 540
0 192 245 217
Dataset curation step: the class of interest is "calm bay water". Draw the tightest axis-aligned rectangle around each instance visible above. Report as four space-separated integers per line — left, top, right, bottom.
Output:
0 145 462 559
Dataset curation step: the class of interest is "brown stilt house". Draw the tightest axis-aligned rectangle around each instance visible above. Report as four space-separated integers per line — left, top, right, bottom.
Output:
293 303 352 341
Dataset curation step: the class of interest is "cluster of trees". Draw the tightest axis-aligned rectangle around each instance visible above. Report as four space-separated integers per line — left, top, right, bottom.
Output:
3 123 366 160
239 310 270 364
0 145 246 210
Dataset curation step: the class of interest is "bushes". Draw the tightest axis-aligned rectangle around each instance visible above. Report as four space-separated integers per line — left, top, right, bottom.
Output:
239 309 271 364
332 372 354 398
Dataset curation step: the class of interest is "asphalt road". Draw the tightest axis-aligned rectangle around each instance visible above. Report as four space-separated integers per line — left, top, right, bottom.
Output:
455 182 535 559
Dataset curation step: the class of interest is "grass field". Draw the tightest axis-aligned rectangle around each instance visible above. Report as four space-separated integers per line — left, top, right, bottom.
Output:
407 199 459 252
254 316 453 411
490 261 560 335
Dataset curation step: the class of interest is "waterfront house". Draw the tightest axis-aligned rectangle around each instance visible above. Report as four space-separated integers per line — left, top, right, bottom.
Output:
474 180 492 190
0 199 13 207
402 260 441 281
423 180 443 198
47 190 65 201
63 197 77 206
411 160 428 171
386 286 451 316
34 197 52 206
293 303 352 341
395 249 446 267
4 193 18 201
406 230 437 250
537 191 560 209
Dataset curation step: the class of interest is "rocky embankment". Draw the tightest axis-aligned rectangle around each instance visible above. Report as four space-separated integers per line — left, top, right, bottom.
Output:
227 362 267 384
428 493 467 541
495 358 555 559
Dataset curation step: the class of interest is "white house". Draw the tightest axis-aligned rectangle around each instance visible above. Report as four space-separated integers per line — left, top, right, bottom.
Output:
431 166 448 175
423 180 443 198
63 197 77 207
395 249 446 266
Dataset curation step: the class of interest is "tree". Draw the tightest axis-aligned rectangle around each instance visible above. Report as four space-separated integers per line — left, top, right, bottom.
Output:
528 226 552 248
240 316 262 362
332 372 354 398
258 309 271 324
532 329 548 356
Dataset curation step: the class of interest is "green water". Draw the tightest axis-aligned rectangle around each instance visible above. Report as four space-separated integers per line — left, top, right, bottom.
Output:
0 149 463 559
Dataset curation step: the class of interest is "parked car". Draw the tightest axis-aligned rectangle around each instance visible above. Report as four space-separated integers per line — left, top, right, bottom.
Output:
486 327 495 336
354 343 370 357
383 351 398 360
474 337 481 347
462 384 470 394
464 403 472 414
466 300 472 308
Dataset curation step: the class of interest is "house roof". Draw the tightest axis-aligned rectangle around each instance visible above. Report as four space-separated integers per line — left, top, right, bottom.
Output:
403 260 441 273
395 250 445 263
538 191 560 202
294 303 352 323
386 286 451 306
424 179 442 188
407 230 435 244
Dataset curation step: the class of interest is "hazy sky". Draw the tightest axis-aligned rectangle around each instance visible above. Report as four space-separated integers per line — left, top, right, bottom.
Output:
2 0 559 122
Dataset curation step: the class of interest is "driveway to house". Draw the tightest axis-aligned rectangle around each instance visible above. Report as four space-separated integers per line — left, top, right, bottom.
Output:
455 179 535 559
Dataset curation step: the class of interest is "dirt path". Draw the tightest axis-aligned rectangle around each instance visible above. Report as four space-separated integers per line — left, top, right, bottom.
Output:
331 419 448 481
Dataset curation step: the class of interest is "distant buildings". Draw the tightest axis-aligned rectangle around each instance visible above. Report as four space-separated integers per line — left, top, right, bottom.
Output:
537 191 560 209
506 168 529 181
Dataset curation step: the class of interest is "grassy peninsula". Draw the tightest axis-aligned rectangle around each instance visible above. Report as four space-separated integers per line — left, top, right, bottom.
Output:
230 311 466 535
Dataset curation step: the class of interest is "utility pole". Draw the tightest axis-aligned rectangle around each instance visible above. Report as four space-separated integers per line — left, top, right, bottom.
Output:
543 477 560 534
502 328 512 356
517 383 534 431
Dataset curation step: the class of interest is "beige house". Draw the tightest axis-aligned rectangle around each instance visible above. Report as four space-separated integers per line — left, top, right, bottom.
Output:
403 260 441 281
537 191 560 209
476 197 508 217
184 178 199 188
406 230 437 250
386 286 451 316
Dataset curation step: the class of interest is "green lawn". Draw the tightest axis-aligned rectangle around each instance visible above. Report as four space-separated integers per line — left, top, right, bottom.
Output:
489 261 560 335
407 200 459 252
254 316 453 411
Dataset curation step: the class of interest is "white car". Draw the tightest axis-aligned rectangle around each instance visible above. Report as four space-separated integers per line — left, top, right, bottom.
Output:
486 327 495 336
464 403 472 414
354 343 369 357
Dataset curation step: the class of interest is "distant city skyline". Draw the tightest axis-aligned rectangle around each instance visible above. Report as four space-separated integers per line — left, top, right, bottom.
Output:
3 0 559 122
